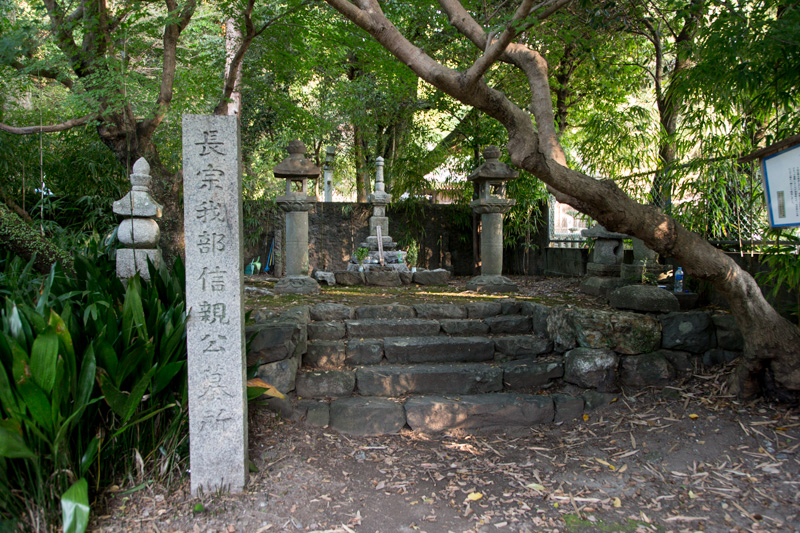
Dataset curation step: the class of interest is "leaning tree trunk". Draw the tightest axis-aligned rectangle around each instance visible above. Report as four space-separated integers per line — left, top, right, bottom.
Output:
320 0 800 398
0 203 74 274
515 142 800 397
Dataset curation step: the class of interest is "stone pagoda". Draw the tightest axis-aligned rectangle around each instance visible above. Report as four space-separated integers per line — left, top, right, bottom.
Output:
350 157 407 272
466 146 518 293
113 157 163 280
273 140 321 294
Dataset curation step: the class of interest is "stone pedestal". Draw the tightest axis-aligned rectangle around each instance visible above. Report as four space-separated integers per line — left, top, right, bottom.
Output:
112 158 163 280
466 146 518 293
581 224 627 279
273 141 320 295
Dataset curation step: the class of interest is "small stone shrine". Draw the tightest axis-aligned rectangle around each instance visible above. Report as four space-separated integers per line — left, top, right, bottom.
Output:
348 157 408 272
466 146 518 293
581 224 627 276
274 140 321 294
112 157 163 280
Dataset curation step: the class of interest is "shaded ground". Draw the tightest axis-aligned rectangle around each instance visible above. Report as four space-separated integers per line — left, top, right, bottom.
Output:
244 275 610 314
91 379 800 533
90 277 800 533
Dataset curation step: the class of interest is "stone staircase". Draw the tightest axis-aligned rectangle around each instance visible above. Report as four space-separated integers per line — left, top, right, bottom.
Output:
247 298 742 436
286 301 584 435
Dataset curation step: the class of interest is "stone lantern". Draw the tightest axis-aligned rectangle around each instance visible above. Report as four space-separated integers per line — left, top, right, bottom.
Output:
113 157 163 281
273 140 321 294
466 146 518 293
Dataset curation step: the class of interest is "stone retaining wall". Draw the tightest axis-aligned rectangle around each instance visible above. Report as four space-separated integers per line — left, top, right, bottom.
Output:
246 301 743 416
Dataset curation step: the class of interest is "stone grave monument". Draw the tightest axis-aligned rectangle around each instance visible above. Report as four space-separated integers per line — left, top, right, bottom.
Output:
582 223 627 276
182 115 248 495
466 146 518 293
113 157 163 280
274 140 321 294
348 156 407 273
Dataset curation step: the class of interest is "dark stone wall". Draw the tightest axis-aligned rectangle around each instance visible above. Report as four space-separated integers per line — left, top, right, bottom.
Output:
242 202 797 321
243 201 475 275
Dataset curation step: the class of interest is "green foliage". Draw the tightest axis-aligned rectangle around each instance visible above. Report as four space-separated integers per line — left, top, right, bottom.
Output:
0 245 188 531
354 247 369 265
756 230 800 325
405 239 418 267
505 171 549 248
61 479 90 533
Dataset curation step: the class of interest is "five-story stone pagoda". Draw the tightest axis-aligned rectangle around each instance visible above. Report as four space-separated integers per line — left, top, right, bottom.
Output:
350 156 408 272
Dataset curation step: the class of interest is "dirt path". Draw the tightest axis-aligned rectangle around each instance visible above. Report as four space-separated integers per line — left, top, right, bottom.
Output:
91 369 800 533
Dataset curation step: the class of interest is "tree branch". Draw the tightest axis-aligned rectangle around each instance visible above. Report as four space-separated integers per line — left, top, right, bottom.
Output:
0 114 95 135
140 0 197 139
462 0 535 88
436 0 562 161
9 59 74 89
42 0 87 76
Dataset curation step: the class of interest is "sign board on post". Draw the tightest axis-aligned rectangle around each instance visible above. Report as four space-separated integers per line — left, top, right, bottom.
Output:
182 115 248 495
762 143 800 228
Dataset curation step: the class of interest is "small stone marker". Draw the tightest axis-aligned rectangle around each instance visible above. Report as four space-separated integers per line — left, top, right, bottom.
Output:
182 115 248 495
112 157 163 280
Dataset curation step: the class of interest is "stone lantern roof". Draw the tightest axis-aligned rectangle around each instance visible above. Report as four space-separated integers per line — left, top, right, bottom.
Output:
467 146 518 183
273 140 321 179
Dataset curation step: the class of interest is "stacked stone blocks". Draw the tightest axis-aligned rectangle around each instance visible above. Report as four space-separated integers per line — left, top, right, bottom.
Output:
247 298 743 436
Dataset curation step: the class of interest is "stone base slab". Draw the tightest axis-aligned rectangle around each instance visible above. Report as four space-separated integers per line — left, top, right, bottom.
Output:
116 248 161 280
329 397 405 435
384 336 494 364
586 262 621 277
356 363 503 396
274 275 320 295
466 274 518 293
580 276 626 298
405 394 554 433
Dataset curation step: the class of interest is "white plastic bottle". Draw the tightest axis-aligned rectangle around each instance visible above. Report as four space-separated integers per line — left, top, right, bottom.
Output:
674 267 684 293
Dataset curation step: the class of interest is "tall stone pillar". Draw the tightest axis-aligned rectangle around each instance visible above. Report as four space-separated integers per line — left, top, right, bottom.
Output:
182 114 247 495
466 146 518 293
323 146 335 202
274 140 321 294
112 157 163 280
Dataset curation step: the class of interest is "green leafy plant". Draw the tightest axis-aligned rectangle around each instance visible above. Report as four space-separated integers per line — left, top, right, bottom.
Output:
0 244 188 531
756 230 800 325
354 247 369 265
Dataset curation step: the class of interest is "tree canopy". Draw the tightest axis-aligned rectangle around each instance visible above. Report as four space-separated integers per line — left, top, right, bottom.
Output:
1 0 799 393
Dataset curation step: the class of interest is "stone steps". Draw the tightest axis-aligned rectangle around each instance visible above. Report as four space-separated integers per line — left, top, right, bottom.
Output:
294 301 563 434
294 393 585 436
250 300 740 435
295 359 564 398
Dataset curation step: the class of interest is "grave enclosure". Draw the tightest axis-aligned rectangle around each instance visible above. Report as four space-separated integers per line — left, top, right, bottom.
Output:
101 117 776 494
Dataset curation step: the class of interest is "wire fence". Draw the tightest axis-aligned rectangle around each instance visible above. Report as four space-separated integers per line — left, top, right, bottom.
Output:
547 159 795 253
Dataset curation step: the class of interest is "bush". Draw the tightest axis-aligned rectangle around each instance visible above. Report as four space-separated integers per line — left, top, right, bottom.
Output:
0 245 188 531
